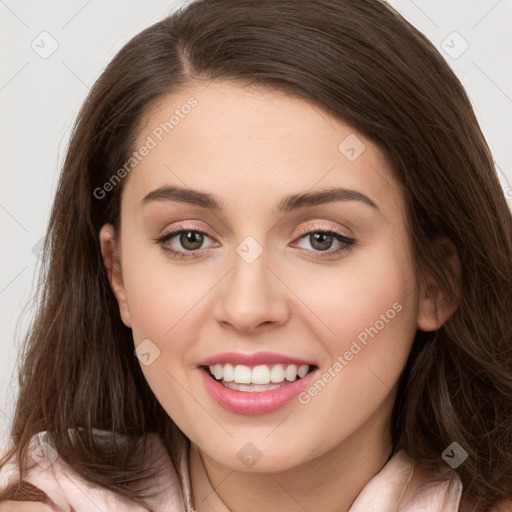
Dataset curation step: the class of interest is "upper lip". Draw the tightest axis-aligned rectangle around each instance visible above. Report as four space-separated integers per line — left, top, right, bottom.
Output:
197 351 316 367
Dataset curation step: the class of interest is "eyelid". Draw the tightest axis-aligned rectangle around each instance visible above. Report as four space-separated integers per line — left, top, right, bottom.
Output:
294 221 353 239
155 221 213 241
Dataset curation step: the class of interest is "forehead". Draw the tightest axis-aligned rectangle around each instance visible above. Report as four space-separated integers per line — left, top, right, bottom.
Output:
122 81 404 219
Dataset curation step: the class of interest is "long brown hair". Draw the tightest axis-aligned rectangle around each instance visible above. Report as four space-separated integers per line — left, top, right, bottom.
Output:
1 0 511 510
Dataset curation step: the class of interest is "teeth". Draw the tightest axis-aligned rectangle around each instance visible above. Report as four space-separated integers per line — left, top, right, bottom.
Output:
213 364 223 380
234 364 251 384
285 364 298 381
270 364 285 383
252 365 270 384
223 363 234 382
297 364 309 378
208 363 311 384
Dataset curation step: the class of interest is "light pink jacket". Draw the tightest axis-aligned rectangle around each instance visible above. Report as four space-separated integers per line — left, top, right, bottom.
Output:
0 429 465 511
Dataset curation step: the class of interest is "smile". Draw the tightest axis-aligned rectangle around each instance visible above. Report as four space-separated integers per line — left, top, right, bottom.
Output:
198 356 318 415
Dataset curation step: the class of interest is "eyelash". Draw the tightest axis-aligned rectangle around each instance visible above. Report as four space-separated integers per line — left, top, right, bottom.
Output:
154 224 356 260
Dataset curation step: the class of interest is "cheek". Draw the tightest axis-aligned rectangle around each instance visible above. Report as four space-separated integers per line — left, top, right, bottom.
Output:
120 237 206 343
294 242 419 421
119 242 206 426
290 240 418 352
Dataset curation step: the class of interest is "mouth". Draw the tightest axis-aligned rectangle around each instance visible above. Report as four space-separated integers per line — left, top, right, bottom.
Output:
202 363 317 392
198 362 319 415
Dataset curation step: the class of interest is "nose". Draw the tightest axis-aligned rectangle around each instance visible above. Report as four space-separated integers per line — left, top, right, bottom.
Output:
214 244 290 334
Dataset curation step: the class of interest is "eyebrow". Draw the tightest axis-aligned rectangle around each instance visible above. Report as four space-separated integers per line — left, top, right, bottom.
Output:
141 185 380 213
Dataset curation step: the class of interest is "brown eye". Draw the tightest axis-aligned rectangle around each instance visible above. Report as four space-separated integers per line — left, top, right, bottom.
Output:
309 232 335 251
154 227 214 259
179 231 204 251
293 228 356 259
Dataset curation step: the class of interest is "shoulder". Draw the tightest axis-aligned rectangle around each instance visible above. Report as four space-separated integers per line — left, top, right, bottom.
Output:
0 429 187 511
0 477 56 511
406 456 512 512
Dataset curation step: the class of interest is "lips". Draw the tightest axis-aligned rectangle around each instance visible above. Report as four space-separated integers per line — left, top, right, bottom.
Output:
197 351 318 415
199 366 318 415
197 351 315 367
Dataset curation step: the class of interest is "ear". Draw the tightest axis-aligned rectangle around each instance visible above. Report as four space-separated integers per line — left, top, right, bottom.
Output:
417 237 462 332
99 223 132 328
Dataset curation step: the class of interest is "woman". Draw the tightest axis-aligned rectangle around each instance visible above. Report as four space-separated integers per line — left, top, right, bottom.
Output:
1 0 511 510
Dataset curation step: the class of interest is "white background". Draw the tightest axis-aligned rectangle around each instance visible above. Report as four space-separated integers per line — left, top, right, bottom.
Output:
1 0 511 449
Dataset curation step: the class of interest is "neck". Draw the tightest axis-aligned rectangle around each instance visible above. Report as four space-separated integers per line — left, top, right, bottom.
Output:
189 394 395 512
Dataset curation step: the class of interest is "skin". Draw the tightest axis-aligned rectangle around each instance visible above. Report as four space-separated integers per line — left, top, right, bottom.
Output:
99 81 460 512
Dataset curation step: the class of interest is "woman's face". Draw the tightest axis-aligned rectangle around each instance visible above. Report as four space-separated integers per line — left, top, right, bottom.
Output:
100 81 440 472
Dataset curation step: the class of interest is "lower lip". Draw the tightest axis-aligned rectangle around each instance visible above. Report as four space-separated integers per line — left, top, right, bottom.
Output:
199 367 318 415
